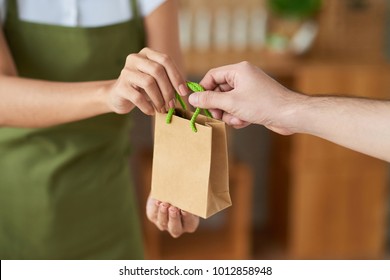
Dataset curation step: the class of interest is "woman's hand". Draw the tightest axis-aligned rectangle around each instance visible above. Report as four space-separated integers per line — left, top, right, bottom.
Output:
146 196 200 238
106 47 189 116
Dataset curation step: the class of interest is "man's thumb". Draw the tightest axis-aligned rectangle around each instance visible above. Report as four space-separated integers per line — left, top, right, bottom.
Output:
188 91 226 110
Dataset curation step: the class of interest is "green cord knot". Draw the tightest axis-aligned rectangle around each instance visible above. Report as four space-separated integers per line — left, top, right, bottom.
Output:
166 81 212 132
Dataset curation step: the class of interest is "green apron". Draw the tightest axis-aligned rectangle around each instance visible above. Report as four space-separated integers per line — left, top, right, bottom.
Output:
0 0 145 259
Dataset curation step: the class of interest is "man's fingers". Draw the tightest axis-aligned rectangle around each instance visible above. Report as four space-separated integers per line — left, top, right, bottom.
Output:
199 64 237 91
221 113 248 128
208 109 223 119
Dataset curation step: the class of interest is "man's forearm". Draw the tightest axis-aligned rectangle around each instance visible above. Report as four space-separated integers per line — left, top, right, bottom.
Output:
293 95 390 162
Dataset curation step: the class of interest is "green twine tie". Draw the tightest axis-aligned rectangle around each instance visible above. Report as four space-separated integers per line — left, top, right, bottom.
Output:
166 81 212 132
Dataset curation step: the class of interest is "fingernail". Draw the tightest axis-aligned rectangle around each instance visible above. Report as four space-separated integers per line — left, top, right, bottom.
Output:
168 98 176 109
188 94 198 106
160 204 168 213
159 106 166 114
169 207 178 218
180 210 187 216
178 84 189 96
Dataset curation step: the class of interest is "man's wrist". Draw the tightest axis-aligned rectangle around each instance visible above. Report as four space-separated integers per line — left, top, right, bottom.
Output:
277 90 309 135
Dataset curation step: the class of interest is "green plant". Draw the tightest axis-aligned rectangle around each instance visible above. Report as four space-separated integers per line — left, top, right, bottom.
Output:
267 0 322 19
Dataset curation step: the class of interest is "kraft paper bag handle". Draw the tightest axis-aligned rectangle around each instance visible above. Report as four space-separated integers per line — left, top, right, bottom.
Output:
166 81 213 132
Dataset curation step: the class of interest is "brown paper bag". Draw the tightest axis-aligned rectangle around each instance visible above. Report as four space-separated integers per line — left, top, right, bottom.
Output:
151 108 231 219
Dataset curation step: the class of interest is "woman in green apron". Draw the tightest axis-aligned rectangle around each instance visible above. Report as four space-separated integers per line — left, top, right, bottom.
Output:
0 0 199 259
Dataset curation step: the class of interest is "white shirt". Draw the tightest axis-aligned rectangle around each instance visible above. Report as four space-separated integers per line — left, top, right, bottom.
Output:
0 0 165 27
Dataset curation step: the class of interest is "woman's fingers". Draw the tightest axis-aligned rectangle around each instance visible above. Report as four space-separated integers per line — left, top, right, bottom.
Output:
122 67 164 114
126 53 174 111
181 210 200 233
118 73 155 115
146 198 160 225
114 48 189 115
146 196 199 238
157 202 170 230
167 207 183 238
139 48 189 97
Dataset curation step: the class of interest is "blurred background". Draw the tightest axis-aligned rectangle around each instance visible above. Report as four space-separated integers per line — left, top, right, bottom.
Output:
131 0 390 259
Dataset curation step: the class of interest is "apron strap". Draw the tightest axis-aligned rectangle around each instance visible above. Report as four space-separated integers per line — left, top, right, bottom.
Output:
5 0 18 19
130 0 140 21
130 0 144 43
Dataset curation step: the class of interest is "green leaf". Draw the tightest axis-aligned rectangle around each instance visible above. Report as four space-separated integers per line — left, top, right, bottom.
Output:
267 0 322 19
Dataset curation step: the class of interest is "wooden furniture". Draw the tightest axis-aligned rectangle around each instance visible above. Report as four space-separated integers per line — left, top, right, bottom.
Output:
287 64 390 259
